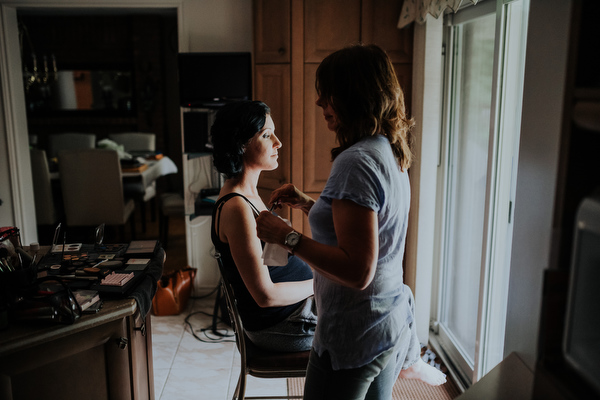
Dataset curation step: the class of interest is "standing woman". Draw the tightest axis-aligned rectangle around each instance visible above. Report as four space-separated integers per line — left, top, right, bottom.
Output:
256 44 446 399
210 100 316 352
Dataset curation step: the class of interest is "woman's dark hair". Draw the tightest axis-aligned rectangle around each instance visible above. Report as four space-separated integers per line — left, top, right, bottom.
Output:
211 100 271 178
316 43 414 171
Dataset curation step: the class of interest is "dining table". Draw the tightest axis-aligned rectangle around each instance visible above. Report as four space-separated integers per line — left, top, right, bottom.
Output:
50 154 178 189
120 155 178 192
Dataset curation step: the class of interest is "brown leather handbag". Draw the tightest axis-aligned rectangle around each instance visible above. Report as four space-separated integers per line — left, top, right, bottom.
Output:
151 267 196 316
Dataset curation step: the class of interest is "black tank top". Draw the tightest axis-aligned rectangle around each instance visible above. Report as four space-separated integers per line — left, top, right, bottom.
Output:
211 192 313 331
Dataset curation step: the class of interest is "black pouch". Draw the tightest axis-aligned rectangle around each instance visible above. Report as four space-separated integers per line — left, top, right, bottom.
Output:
11 277 82 325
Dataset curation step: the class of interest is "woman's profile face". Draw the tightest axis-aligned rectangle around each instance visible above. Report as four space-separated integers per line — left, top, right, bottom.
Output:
243 114 281 172
316 95 339 132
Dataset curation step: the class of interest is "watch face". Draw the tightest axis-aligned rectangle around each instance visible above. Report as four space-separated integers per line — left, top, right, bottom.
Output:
285 231 300 246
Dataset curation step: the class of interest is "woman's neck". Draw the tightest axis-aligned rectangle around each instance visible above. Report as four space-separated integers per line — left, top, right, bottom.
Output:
223 170 261 198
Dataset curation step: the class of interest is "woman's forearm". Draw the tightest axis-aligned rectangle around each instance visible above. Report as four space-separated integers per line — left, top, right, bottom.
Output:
256 200 378 289
300 197 315 215
255 279 314 308
293 236 376 290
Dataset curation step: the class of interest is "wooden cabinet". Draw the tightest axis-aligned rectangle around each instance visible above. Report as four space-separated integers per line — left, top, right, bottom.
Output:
361 0 413 64
302 63 336 193
0 299 154 400
254 0 291 64
255 64 292 190
304 0 362 63
253 0 414 231
254 0 293 222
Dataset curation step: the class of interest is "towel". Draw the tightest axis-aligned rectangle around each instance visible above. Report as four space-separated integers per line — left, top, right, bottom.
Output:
262 218 292 266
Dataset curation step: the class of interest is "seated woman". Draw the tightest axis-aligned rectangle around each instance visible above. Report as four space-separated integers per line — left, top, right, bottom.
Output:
210 100 316 352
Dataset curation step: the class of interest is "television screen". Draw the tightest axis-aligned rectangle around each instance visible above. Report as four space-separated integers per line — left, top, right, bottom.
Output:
563 195 600 395
178 52 252 107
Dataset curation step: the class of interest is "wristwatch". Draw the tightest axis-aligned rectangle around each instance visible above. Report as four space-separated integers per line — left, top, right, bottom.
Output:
284 230 302 254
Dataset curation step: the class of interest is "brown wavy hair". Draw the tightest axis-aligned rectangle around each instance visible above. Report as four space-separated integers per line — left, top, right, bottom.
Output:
316 43 414 171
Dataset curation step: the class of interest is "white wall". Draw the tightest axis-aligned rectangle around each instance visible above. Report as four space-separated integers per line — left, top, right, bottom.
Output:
182 0 252 52
504 0 573 369
0 5 36 240
0 0 252 243
408 17 444 344
0 66 13 227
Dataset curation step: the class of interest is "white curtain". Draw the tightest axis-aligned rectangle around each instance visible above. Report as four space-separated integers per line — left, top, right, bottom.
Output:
397 0 480 29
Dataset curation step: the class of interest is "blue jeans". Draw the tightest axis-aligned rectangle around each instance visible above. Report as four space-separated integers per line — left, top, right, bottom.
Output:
303 346 397 400
245 296 317 352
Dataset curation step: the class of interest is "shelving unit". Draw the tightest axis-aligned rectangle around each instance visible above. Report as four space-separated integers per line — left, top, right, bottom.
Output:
180 107 222 295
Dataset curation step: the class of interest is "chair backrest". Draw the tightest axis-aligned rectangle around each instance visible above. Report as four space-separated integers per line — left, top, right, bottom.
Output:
216 254 248 358
48 133 97 159
30 148 58 225
58 149 130 226
216 252 310 400
108 133 156 152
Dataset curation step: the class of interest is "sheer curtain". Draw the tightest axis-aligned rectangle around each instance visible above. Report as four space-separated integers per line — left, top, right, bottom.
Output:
398 0 481 28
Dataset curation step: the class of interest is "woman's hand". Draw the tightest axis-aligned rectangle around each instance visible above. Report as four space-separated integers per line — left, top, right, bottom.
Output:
259 199 380 290
269 183 315 214
256 211 293 246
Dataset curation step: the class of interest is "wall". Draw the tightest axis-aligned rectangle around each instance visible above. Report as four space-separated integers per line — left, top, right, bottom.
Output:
182 0 251 52
0 0 252 244
504 0 573 370
408 17 444 343
0 4 35 240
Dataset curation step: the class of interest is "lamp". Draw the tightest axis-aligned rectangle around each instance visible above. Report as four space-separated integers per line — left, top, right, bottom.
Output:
18 21 57 94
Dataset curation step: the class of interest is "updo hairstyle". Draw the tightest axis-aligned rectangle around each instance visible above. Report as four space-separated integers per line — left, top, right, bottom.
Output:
210 100 271 179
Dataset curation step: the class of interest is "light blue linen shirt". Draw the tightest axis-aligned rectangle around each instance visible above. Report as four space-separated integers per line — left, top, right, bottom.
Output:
308 134 413 370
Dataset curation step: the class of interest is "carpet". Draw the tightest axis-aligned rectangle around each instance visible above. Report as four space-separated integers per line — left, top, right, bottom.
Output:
287 376 461 399
287 346 461 399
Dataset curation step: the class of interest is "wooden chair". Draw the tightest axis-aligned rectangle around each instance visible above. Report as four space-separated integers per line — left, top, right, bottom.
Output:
58 149 136 241
109 132 157 231
216 255 309 400
48 133 96 159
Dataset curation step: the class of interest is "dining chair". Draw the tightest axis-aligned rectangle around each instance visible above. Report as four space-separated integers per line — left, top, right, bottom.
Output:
30 148 59 226
58 149 136 241
48 133 96 159
109 132 157 231
216 255 309 400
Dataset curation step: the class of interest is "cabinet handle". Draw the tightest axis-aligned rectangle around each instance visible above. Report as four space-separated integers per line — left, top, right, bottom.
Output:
135 321 147 337
278 47 286 55
117 337 129 349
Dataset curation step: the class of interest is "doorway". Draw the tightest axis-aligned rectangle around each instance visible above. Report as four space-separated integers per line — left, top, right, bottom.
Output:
0 3 183 243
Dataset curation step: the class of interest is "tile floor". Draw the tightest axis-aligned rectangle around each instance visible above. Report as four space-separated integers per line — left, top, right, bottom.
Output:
151 292 289 400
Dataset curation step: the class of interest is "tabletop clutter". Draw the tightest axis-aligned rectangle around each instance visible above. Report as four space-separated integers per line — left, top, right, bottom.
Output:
0 225 163 330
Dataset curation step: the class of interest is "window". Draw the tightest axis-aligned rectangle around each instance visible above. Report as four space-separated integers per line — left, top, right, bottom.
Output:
431 0 529 386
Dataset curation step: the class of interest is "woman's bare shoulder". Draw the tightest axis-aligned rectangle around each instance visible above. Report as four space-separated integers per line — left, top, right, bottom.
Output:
218 193 257 224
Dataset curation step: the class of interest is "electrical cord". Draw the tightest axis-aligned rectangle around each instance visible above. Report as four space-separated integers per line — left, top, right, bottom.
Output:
184 310 235 343
184 281 235 343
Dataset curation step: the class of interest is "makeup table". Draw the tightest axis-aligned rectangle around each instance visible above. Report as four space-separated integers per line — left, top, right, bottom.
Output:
0 245 164 400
